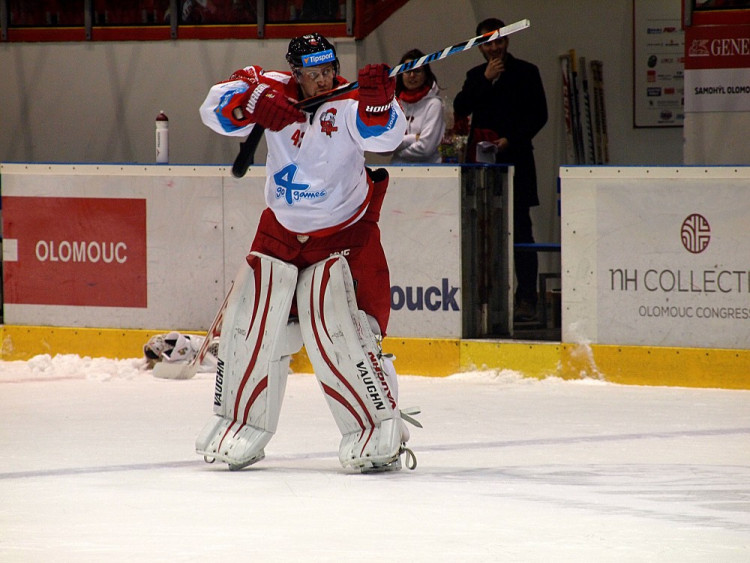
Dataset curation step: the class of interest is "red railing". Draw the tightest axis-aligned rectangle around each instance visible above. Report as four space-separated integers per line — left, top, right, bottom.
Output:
1 0 410 41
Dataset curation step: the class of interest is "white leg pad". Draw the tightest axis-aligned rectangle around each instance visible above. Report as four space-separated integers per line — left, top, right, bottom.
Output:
195 252 301 470
297 256 404 470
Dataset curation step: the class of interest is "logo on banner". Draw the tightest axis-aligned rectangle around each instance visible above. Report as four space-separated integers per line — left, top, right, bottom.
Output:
391 278 460 312
681 213 711 254
689 39 710 57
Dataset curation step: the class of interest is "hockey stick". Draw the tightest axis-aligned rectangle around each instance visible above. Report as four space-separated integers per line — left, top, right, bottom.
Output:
590 60 609 164
579 56 596 164
298 18 531 110
152 280 234 380
559 54 576 164
568 50 585 164
231 18 531 178
231 124 264 178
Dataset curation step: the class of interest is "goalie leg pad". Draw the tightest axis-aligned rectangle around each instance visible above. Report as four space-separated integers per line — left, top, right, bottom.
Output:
297 256 405 470
195 252 302 469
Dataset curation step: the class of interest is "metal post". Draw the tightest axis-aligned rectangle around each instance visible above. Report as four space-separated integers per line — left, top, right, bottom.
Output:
345 0 354 36
683 0 693 28
84 0 92 40
461 164 512 338
257 0 265 38
170 0 178 38
478 166 491 336
1 0 8 41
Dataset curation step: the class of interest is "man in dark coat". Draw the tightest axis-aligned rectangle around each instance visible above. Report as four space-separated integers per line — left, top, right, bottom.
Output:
454 17 548 322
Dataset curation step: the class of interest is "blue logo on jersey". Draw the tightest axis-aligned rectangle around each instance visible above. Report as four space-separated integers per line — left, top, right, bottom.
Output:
273 164 326 205
302 49 335 67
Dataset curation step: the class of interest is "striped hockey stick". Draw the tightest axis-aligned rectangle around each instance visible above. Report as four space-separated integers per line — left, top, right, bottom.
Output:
232 18 531 177
297 18 531 110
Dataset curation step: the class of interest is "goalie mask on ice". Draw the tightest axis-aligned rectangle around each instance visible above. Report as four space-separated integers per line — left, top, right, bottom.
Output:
195 252 415 472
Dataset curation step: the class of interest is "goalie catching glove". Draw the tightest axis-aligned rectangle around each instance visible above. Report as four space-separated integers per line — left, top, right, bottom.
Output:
357 63 395 124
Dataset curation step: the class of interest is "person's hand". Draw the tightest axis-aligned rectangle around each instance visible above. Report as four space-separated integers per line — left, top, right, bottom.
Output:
484 57 505 82
246 84 305 131
495 137 510 152
358 63 395 114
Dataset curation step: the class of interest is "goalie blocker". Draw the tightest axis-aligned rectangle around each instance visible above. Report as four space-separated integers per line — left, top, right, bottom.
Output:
195 252 417 472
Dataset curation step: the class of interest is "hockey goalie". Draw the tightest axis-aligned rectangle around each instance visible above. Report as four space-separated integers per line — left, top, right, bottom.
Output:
195 33 418 472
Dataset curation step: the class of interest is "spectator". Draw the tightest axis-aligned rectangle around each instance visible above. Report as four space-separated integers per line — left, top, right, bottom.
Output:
454 17 548 321
390 49 446 164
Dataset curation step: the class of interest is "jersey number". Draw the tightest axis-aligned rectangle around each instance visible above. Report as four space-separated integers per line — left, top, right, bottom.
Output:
291 129 304 147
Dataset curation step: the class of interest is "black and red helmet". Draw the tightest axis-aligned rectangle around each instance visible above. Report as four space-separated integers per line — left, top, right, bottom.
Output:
286 33 339 75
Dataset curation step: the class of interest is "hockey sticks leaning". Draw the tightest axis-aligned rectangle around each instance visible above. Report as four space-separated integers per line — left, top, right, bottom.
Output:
579 56 596 164
231 18 531 178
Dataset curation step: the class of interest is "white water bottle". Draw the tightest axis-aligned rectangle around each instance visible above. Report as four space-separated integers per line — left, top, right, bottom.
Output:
155 111 169 163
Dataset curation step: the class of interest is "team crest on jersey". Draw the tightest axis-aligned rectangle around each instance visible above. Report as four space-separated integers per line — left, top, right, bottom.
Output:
319 108 338 137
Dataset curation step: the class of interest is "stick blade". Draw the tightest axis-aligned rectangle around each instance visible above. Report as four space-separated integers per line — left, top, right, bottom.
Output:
493 18 531 40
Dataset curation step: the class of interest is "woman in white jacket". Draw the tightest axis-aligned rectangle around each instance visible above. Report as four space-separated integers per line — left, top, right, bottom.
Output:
390 49 446 164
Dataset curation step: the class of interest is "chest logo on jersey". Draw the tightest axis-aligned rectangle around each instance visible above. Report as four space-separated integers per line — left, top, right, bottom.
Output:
319 108 338 137
273 163 327 205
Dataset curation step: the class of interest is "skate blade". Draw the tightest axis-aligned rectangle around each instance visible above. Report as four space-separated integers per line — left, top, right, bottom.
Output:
228 451 265 471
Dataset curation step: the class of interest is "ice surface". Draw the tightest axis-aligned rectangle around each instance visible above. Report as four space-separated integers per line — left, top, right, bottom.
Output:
1 355 749 562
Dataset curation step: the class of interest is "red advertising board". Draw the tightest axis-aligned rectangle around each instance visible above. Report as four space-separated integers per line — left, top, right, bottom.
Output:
685 23 750 70
3 197 147 307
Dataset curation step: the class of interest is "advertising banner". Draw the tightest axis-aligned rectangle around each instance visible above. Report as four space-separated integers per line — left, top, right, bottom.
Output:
381 168 462 338
684 23 750 113
223 167 463 338
0 165 226 330
633 0 685 127
596 180 749 348
0 165 462 337
3 196 147 307
559 167 750 350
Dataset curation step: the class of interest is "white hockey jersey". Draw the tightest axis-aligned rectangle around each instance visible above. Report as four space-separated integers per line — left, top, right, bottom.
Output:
200 66 407 235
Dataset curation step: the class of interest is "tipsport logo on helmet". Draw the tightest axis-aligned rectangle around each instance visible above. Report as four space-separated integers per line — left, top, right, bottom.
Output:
302 49 336 67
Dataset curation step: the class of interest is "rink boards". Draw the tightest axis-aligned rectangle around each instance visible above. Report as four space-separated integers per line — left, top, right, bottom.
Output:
0 164 748 388
0 163 461 338
560 166 750 351
0 324 748 389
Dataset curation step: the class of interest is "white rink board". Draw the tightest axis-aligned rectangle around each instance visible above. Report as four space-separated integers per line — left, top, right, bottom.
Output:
0 164 461 338
561 166 750 349
380 166 461 338
1 165 226 330
222 166 462 338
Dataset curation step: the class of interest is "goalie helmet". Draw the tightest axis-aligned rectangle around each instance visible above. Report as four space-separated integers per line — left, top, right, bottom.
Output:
143 331 209 367
286 33 339 75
